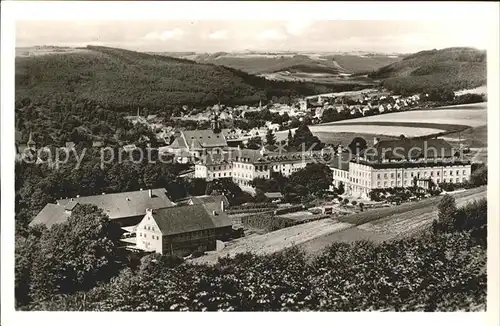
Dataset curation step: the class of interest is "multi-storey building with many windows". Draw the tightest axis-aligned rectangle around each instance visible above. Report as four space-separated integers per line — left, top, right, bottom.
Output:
194 148 322 194
331 138 471 199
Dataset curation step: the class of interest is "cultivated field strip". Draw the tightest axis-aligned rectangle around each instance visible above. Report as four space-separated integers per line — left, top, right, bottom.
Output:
193 219 354 265
193 187 486 265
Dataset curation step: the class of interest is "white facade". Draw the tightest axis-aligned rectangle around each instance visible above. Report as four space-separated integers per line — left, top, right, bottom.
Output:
194 162 232 181
333 160 472 199
136 209 163 254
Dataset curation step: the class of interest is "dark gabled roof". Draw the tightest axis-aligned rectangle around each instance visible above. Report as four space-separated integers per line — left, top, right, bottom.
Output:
56 188 175 220
182 129 227 148
169 136 187 149
364 138 455 160
328 153 352 171
29 204 70 228
152 204 231 236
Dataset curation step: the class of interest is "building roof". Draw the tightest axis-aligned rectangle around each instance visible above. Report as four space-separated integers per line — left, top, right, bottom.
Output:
264 192 283 199
151 204 232 236
168 136 187 149
56 188 175 220
182 129 227 149
328 153 352 171
29 203 70 228
187 194 230 207
364 138 456 161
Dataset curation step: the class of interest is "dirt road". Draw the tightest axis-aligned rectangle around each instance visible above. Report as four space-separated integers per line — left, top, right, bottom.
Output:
192 186 487 265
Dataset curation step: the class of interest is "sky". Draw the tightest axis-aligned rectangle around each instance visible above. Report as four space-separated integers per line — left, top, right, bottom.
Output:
16 20 492 54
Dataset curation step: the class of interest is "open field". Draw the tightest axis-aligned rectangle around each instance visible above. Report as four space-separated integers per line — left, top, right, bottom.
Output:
275 129 398 146
310 102 486 138
325 103 486 127
310 124 446 138
300 186 487 257
192 186 486 265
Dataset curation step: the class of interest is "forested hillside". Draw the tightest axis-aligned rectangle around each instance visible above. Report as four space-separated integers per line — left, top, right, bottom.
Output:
15 46 362 110
368 47 486 95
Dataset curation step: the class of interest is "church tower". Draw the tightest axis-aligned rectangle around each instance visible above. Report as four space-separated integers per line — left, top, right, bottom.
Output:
211 112 221 134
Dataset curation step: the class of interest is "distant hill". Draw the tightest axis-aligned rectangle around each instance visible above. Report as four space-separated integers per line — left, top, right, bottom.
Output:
15 46 366 110
368 47 487 95
161 52 402 76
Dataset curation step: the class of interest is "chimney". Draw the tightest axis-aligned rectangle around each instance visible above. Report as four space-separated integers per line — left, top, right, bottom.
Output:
76 195 80 198
221 200 225 212
149 189 152 198
146 208 153 216
212 210 218 216
373 137 380 146
70 198 74 202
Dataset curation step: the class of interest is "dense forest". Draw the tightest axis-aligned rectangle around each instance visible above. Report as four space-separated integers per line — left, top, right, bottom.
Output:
368 47 487 95
16 196 487 311
15 46 364 112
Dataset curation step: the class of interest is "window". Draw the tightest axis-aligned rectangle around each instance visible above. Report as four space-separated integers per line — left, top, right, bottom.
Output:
384 173 388 179
463 170 467 175
397 173 401 178
430 171 433 176
456 178 459 183
391 173 394 178
444 170 447 176
384 181 387 187
456 170 460 176
411 172 414 177
377 174 381 179
437 171 440 176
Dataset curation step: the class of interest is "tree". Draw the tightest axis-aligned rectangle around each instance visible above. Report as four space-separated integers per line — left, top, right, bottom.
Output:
291 122 324 151
265 130 276 146
438 194 457 225
289 163 332 196
348 137 368 155
29 204 123 302
246 136 263 150
470 165 487 186
337 182 345 195
359 202 365 211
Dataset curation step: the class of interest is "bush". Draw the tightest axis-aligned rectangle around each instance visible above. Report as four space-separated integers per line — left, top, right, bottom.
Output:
343 198 349 205
351 200 357 206
191 251 205 258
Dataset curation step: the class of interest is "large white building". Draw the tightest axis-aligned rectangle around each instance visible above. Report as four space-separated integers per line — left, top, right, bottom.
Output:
330 138 471 199
194 148 319 194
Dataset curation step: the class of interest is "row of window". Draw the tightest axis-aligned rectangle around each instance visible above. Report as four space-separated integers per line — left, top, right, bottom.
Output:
208 165 231 171
144 225 155 231
210 172 231 178
375 177 467 188
376 169 468 180
138 233 160 240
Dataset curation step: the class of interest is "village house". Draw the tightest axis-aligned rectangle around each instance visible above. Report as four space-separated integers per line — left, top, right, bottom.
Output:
30 188 176 228
163 113 227 160
132 202 233 256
